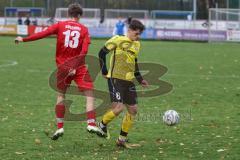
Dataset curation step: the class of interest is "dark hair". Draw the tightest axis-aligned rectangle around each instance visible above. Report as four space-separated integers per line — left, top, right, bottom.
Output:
129 19 145 32
68 3 83 18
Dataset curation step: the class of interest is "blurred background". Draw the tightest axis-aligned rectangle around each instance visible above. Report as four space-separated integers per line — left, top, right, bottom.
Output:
0 0 239 18
0 0 240 42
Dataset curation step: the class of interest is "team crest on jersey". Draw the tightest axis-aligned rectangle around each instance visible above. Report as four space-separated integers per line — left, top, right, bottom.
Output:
133 45 139 51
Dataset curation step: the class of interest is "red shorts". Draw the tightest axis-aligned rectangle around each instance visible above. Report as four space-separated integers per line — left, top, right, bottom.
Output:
56 66 93 93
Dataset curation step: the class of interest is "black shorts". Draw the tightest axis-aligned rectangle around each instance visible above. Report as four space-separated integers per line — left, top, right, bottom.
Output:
107 78 137 105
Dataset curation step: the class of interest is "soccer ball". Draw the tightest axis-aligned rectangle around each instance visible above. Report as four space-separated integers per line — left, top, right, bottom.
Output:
163 110 180 126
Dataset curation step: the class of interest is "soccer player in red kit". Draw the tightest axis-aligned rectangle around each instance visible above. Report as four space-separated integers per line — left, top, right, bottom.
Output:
15 3 102 140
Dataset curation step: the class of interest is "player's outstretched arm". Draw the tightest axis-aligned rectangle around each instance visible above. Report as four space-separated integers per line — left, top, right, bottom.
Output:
19 23 58 42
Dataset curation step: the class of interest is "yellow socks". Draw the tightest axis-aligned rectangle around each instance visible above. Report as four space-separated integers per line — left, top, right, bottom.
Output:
102 110 134 140
120 112 134 137
102 110 116 125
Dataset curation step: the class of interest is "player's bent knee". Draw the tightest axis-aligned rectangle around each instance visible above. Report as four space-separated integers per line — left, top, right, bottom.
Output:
113 107 124 116
56 93 65 105
130 110 137 116
128 105 138 116
112 102 124 116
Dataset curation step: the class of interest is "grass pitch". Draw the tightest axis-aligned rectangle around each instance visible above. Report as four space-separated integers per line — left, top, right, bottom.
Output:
0 36 240 159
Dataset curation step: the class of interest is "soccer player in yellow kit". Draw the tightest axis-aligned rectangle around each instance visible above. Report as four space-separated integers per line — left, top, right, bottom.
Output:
97 19 149 148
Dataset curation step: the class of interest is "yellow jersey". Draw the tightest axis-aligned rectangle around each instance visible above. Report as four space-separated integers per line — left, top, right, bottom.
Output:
104 35 141 81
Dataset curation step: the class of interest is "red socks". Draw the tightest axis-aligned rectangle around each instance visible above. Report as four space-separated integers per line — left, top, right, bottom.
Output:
55 104 65 129
87 110 96 126
55 104 96 128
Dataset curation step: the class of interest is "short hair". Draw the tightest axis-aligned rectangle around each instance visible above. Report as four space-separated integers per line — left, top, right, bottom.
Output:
129 19 145 32
68 3 83 18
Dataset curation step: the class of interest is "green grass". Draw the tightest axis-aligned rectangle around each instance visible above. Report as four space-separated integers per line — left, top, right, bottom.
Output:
0 36 240 160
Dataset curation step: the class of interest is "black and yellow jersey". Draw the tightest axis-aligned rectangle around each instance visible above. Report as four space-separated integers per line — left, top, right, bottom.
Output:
104 35 141 81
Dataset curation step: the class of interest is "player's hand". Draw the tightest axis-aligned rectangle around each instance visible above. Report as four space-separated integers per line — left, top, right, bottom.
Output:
15 36 23 44
141 79 149 88
68 69 76 76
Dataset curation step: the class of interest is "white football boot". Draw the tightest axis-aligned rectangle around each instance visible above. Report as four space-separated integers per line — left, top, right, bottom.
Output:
51 128 64 140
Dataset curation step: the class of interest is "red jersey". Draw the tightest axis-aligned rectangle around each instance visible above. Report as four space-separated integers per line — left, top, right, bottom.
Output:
23 20 90 67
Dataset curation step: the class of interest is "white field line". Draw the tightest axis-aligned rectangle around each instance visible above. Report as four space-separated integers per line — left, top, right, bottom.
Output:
0 60 18 68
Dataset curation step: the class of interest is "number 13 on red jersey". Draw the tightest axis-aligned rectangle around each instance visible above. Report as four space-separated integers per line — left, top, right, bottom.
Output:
63 30 80 48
